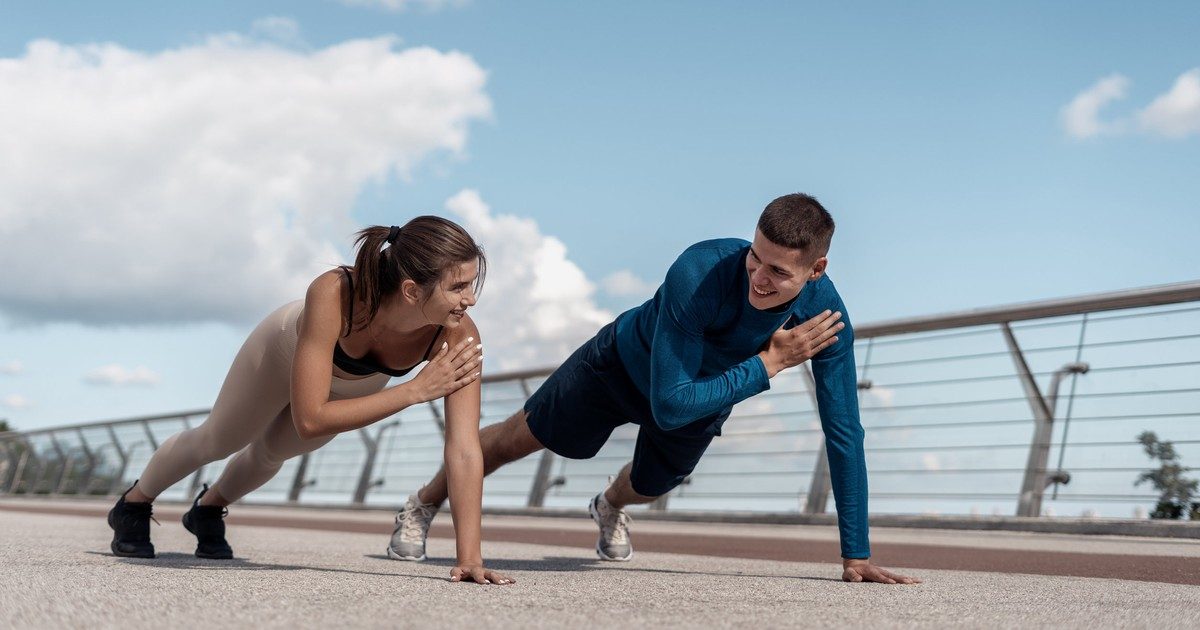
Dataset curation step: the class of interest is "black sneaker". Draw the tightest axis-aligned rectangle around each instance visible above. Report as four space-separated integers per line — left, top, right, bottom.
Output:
182 484 234 560
108 482 156 559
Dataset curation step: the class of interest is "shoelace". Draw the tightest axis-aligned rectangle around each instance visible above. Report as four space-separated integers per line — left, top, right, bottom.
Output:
194 506 229 534
397 502 435 541
125 503 160 527
194 506 230 519
598 503 632 544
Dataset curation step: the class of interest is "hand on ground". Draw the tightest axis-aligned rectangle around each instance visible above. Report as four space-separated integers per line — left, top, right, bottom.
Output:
450 564 515 585
841 559 921 584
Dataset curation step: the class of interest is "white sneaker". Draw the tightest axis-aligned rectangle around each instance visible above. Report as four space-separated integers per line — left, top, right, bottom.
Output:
588 492 633 562
387 494 439 561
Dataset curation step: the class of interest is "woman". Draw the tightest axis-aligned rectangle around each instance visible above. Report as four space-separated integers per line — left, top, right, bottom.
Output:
107 216 512 585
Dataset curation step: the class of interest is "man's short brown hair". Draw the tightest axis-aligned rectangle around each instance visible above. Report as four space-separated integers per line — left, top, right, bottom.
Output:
757 193 835 260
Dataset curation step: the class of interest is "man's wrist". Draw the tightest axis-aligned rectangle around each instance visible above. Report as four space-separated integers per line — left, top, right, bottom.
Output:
842 557 870 566
757 351 780 378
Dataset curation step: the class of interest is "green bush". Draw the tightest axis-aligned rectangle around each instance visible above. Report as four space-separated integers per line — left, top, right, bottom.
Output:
1136 431 1198 520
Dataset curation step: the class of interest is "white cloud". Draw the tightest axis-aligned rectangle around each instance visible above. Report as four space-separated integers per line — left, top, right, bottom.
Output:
445 190 613 370
251 17 304 46
601 269 657 299
1061 74 1129 139
1062 69 1200 140
1138 68 1200 138
862 385 895 409
740 400 776 416
2 394 32 409
84 364 161 387
0 361 22 375
0 33 491 326
336 0 467 12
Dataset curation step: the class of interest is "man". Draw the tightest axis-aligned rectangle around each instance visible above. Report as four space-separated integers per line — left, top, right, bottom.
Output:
388 193 919 584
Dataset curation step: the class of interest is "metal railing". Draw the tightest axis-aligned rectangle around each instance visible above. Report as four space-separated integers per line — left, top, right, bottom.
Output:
2 280 1198 519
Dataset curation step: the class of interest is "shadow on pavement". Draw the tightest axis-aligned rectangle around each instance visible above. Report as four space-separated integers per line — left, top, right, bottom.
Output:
85 551 420 579
85 549 838 583
364 553 841 582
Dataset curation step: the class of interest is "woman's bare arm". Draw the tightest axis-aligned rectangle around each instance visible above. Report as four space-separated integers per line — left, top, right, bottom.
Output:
441 315 513 585
289 272 480 440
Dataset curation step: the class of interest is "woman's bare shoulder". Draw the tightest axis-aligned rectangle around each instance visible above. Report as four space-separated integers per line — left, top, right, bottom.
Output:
439 312 480 346
306 268 350 303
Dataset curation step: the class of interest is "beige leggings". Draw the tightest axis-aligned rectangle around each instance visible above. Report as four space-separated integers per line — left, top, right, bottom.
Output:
137 301 390 502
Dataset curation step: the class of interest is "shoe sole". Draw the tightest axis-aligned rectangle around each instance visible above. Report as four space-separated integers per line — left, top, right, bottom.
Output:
108 507 155 558
195 549 234 560
182 511 234 560
588 497 633 562
386 546 427 562
109 540 155 559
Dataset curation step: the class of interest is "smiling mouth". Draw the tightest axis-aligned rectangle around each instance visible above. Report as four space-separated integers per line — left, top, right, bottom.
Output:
751 285 777 297
450 308 466 317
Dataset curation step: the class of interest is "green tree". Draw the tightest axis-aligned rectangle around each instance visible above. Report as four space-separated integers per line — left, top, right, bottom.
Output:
0 419 19 491
1136 431 1199 520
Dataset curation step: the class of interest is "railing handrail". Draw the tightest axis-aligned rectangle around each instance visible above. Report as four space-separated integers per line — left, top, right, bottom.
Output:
3 278 1197 438
480 366 554 384
857 279 1200 338
0 408 211 440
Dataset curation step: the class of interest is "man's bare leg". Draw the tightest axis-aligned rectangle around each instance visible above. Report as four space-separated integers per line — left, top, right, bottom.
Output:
417 409 545 506
603 461 657 509
590 461 650 561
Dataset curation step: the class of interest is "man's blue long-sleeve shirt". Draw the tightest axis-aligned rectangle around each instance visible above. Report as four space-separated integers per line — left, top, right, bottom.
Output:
613 238 870 558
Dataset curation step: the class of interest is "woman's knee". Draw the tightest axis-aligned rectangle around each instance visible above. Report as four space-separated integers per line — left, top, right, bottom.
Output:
171 427 243 463
242 439 288 470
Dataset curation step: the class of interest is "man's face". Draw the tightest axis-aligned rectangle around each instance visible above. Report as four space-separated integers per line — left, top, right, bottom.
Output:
745 229 827 310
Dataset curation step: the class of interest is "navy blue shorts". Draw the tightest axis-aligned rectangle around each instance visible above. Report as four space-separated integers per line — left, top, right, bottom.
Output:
523 321 730 497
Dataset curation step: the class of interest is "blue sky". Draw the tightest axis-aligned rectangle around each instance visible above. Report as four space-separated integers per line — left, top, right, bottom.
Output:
1 0 1197 431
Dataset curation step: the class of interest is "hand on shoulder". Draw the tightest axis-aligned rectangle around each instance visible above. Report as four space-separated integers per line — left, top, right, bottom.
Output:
408 314 483 402
759 310 844 377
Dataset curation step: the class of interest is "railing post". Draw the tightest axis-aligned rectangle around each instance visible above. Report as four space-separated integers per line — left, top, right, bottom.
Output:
352 430 379 505
427 401 446 438
9 443 32 494
106 425 133 495
0 440 17 493
801 364 832 514
521 378 561 508
141 420 159 449
1002 323 1056 517
352 421 399 504
75 429 98 495
527 450 561 508
288 453 314 502
50 433 77 495
648 476 691 511
29 440 53 494
801 352 875 515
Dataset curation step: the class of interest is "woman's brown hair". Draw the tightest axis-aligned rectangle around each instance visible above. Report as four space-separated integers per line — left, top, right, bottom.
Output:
345 216 486 334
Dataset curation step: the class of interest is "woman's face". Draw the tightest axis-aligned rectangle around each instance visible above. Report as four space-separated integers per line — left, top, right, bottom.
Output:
419 259 480 327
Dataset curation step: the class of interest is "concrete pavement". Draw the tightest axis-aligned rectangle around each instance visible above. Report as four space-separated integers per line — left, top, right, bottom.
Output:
1 500 1199 628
